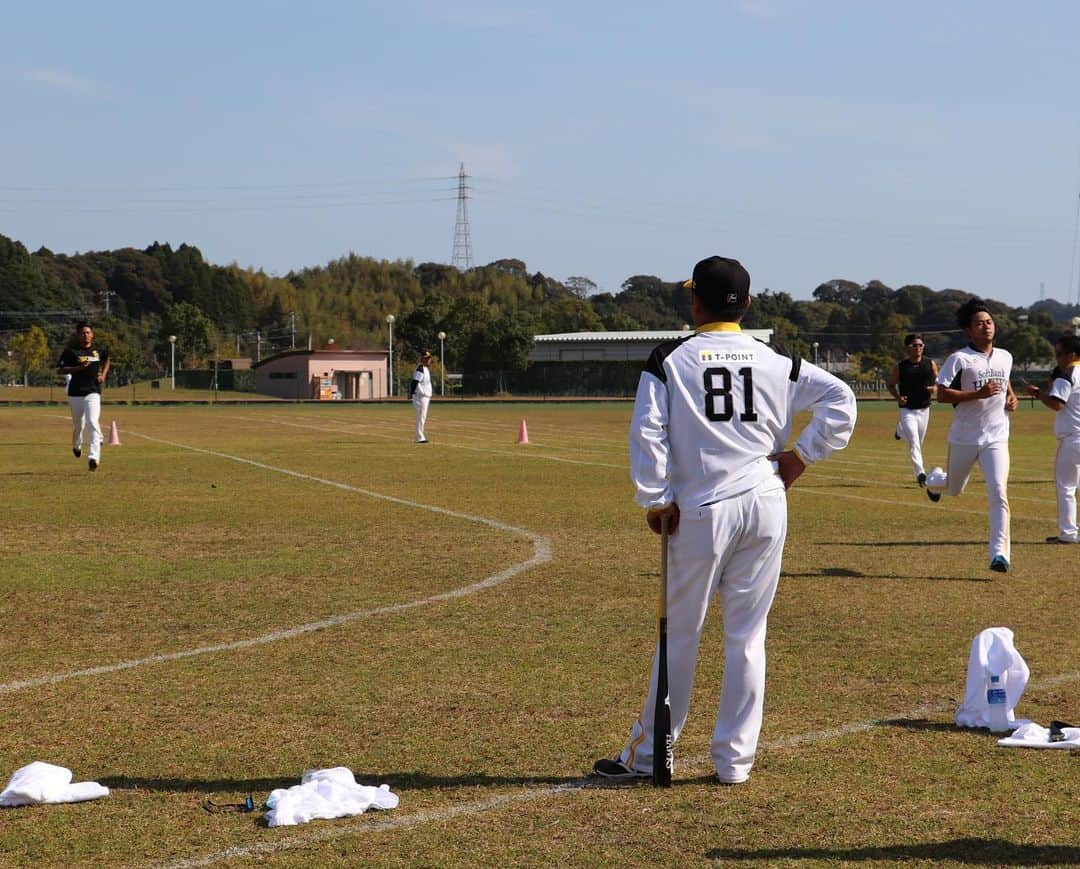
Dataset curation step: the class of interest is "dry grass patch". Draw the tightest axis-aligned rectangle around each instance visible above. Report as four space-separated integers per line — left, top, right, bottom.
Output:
0 401 1075 867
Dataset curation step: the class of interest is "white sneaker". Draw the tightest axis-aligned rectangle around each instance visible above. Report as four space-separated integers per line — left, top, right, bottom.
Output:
925 467 947 492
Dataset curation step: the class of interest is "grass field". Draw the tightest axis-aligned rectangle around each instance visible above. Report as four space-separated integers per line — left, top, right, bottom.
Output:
1 399 1077 868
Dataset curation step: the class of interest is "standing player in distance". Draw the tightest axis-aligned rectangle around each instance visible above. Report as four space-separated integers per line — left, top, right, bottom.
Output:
592 255 856 785
924 299 1017 573
887 333 938 487
1024 334 1080 544
409 349 434 444
57 322 110 472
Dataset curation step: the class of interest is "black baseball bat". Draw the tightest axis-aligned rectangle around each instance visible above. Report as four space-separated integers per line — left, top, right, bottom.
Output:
653 515 673 787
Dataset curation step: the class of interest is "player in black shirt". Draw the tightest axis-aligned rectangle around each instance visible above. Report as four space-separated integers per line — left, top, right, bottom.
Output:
57 322 110 471
887 333 937 487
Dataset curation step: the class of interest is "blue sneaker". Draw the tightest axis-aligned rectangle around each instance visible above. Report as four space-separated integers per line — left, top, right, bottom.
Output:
989 555 1010 573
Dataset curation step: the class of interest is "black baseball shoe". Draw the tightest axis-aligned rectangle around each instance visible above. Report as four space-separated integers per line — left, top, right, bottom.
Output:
927 488 941 503
592 757 649 781
917 473 927 488
1046 535 1077 544
989 555 1010 573
88 459 98 472
73 447 82 458
893 431 901 440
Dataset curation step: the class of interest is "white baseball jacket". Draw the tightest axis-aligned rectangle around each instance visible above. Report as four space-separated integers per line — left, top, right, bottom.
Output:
1049 362 1080 439
630 323 857 510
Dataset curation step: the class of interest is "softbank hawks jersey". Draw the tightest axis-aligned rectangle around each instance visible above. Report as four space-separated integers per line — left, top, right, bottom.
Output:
937 344 1013 446
630 324 857 510
1048 363 1080 439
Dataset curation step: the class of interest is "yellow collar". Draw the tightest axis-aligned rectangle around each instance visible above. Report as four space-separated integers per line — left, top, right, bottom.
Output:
696 322 742 333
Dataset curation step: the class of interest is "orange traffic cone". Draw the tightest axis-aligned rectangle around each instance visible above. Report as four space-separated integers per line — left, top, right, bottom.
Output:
108 421 121 446
517 419 529 445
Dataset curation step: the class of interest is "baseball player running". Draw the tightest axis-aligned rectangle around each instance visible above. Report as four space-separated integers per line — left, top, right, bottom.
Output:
1024 333 1080 544
409 350 434 443
593 255 856 785
924 299 1017 572
887 334 938 487
57 322 110 472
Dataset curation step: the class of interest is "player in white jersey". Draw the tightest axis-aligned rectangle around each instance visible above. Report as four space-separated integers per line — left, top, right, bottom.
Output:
409 350 433 443
1025 334 1080 544
924 299 1018 573
592 256 856 785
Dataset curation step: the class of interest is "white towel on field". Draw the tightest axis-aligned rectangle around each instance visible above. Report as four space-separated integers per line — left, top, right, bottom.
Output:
0 761 109 807
265 767 398 827
997 722 1080 749
955 627 1030 729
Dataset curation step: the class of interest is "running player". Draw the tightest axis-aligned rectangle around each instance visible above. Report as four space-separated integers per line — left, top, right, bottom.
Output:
887 333 938 487
592 255 856 785
1024 333 1080 544
924 299 1017 572
57 322 110 472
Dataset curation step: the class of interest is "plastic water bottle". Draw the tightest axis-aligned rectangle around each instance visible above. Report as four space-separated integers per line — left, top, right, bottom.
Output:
986 673 1009 733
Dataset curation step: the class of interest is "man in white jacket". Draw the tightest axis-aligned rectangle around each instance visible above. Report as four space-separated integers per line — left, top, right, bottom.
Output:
409 350 434 443
593 255 856 786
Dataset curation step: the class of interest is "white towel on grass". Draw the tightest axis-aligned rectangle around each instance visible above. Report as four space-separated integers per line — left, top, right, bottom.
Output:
997 722 1080 749
0 761 109 807
265 767 398 827
955 627 1030 730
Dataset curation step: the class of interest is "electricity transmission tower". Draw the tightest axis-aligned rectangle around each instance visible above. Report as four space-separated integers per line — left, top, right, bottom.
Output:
451 163 473 270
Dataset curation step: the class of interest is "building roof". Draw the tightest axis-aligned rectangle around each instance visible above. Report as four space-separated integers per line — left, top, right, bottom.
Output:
252 348 386 369
533 328 773 343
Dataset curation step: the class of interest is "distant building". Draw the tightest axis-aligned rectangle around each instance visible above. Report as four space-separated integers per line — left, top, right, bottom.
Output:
515 329 775 397
252 348 389 400
528 328 774 364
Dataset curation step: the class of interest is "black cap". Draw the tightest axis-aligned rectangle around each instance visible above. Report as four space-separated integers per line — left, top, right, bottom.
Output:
683 256 751 308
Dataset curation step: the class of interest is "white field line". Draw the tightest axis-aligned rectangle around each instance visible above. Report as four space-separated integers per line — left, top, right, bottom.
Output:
232 411 1052 479
233 414 627 469
828 453 1052 483
46 411 1057 519
1 432 553 697
155 668 1080 869
284 412 621 454
275 411 632 457
812 472 1056 506
233 415 1056 520
792 485 1053 524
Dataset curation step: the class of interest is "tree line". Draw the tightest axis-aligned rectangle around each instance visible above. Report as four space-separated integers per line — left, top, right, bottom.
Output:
1 233 1077 389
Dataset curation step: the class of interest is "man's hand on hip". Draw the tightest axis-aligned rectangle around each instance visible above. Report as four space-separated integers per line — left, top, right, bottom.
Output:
646 503 680 535
768 450 806 490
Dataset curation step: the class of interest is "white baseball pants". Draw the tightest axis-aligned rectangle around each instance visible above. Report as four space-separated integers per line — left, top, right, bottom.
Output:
413 395 430 442
619 479 787 784
897 407 930 480
1054 434 1080 542
939 440 1011 561
68 393 102 463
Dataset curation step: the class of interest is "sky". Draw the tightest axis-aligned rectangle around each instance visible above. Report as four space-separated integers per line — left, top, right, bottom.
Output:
2 0 1080 309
